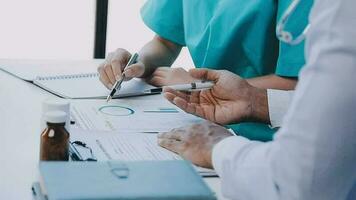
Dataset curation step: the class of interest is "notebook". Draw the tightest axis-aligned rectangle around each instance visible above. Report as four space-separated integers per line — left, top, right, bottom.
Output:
33 73 156 99
0 59 102 81
35 161 217 200
0 59 157 99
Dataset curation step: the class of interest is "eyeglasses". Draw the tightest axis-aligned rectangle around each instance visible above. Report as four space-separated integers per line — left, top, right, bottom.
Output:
69 142 130 179
69 140 97 161
276 0 310 45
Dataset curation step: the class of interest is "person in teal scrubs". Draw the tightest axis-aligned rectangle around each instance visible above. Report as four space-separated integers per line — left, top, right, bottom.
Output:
98 0 313 141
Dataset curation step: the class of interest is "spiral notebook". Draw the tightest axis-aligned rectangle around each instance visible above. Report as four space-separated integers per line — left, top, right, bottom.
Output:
0 59 157 99
33 73 157 99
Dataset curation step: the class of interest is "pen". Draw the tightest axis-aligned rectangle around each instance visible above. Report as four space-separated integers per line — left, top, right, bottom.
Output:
106 53 139 102
144 81 215 94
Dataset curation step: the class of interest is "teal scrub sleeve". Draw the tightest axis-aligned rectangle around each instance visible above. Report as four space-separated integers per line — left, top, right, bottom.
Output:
275 42 305 77
227 123 277 142
140 0 186 46
275 0 314 77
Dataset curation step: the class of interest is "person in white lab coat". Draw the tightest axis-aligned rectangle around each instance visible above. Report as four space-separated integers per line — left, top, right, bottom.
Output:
158 0 356 199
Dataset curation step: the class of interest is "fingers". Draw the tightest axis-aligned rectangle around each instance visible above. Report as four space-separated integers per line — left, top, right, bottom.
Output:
170 95 190 111
148 76 166 87
158 131 183 141
123 63 145 79
174 98 199 115
104 61 116 84
151 67 170 78
97 48 133 88
110 49 131 80
163 91 204 118
163 91 180 104
147 67 170 86
189 68 219 82
173 97 205 118
157 130 185 154
163 86 201 103
98 63 113 89
157 138 183 154
163 90 194 110
163 87 190 101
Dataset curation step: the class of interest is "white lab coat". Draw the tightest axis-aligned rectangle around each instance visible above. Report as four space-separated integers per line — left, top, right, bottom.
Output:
212 0 356 199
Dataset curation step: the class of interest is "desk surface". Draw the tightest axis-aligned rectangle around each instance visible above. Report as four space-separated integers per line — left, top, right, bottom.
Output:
0 67 225 199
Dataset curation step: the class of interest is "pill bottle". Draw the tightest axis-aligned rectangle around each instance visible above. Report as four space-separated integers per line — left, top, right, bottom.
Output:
40 111 70 161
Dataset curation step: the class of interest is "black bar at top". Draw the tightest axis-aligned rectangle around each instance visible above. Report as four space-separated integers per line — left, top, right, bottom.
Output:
94 0 109 58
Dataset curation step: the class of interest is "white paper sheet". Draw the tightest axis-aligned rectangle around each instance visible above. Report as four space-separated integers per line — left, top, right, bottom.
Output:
70 128 216 176
71 98 204 132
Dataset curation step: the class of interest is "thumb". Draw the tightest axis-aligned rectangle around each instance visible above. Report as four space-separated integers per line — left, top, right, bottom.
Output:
188 68 220 82
123 63 145 78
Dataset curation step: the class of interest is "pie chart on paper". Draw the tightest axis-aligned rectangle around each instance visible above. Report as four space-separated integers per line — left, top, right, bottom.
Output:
98 105 135 116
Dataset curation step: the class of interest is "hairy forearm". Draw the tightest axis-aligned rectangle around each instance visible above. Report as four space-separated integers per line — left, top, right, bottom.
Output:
138 35 182 78
247 74 297 90
249 87 270 124
245 75 297 124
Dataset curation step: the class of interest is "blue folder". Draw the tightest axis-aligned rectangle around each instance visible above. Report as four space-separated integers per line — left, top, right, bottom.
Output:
38 160 216 200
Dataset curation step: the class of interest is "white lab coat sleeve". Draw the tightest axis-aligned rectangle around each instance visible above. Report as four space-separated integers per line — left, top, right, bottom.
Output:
211 0 356 199
212 137 279 200
267 89 294 128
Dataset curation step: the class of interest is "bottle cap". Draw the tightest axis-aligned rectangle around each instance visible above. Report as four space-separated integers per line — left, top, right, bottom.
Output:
41 98 70 130
44 111 67 124
42 98 70 113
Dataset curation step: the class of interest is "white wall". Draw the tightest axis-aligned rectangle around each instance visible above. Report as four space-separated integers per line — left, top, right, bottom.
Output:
0 0 193 69
0 0 95 59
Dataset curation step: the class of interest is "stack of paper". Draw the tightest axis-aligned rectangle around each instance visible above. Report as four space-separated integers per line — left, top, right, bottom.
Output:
69 97 217 176
0 59 218 178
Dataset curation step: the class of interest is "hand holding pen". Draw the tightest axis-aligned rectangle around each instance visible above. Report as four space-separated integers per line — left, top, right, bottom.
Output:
106 53 139 102
98 49 145 90
162 68 266 125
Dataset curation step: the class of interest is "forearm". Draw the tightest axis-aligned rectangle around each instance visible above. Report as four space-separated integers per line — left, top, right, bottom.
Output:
247 74 297 90
138 35 182 78
248 87 270 124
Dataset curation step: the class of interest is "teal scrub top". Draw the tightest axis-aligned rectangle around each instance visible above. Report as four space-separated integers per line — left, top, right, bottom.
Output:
141 0 313 141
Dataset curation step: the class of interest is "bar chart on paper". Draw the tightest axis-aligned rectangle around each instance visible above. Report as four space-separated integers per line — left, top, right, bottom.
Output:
71 98 204 132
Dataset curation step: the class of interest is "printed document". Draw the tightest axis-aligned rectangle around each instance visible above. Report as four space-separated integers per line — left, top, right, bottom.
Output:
71 98 204 132
70 128 216 176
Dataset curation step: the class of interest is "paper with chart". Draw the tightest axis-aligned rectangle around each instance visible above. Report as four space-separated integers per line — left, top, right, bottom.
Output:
71 98 205 132
70 129 216 176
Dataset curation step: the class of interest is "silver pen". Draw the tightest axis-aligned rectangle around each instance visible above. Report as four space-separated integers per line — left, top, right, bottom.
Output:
144 81 215 94
106 53 139 102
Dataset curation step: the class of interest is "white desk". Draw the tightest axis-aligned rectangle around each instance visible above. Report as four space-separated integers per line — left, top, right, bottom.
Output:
0 68 225 199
